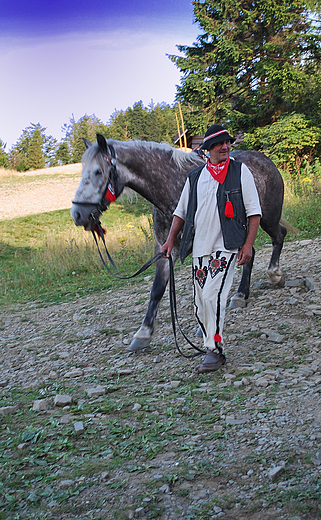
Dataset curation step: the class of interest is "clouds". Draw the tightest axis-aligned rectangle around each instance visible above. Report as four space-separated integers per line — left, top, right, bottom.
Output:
0 1 199 149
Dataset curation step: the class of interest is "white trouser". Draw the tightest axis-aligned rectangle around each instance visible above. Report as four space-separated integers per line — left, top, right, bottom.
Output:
193 251 236 353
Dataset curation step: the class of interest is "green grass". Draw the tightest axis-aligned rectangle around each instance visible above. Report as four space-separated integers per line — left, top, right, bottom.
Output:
0 196 155 306
1 174 321 307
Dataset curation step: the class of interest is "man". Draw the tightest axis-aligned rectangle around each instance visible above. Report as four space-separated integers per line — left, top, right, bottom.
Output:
161 124 261 373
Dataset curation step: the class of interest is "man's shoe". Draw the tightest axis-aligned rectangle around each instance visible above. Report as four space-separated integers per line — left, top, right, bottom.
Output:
195 350 226 373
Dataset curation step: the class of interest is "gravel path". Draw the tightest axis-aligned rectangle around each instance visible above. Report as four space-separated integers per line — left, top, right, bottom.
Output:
1 233 321 519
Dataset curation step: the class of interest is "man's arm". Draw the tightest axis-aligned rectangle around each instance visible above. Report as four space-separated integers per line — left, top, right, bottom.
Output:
161 215 185 257
238 214 260 265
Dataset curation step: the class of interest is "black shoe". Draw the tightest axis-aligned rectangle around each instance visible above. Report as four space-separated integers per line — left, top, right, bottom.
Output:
195 350 226 373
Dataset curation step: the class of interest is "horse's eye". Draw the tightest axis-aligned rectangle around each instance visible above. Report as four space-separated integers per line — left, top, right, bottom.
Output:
95 169 102 176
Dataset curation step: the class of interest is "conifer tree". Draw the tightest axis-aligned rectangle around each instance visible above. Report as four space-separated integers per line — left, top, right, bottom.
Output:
170 0 321 134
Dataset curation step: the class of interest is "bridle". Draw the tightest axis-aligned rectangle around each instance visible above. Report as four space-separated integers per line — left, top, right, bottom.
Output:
72 143 119 226
73 143 205 359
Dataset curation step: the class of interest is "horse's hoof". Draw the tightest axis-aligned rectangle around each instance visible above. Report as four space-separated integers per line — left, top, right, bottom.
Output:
267 269 285 286
276 273 286 288
127 337 151 352
195 327 203 338
229 296 247 309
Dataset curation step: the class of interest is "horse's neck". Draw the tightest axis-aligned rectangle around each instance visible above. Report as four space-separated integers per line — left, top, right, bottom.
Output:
114 142 186 212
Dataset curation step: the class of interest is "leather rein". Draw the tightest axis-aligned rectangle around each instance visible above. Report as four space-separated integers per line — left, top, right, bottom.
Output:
73 143 205 359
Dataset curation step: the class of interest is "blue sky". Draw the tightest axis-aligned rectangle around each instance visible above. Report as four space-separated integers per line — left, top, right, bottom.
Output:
0 0 199 150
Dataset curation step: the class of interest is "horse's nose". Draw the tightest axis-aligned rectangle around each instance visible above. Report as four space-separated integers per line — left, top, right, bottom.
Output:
70 205 85 226
74 210 82 223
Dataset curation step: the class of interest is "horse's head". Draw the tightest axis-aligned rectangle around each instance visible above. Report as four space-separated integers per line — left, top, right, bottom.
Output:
71 134 122 229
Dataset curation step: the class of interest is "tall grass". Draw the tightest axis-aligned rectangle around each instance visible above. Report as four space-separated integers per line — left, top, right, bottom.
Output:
1 168 320 307
0 197 155 306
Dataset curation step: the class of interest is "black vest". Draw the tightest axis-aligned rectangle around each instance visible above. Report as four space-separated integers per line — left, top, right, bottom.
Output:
179 160 247 263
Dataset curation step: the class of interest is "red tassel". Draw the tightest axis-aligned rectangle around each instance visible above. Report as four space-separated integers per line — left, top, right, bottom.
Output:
105 183 116 203
94 224 106 239
214 334 222 343
225 200 234 219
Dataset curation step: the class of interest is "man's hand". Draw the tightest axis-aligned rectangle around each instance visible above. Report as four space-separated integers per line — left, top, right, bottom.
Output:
238 243 253 265
161 215 185 258
238 214 261 265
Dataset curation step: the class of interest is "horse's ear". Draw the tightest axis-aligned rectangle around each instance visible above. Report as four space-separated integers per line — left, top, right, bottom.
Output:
96 134 108 155
83 138 92 149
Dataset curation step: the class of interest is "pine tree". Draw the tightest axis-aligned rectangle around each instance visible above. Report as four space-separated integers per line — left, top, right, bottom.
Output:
170 0 321 134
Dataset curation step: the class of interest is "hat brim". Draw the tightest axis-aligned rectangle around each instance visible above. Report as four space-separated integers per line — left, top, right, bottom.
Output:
201 134 236 151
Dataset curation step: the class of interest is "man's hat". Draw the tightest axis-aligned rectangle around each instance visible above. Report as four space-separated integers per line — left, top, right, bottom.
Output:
201 124 236 151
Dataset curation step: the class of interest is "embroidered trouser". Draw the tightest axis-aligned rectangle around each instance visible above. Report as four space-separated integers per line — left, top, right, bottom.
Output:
193 251 236 353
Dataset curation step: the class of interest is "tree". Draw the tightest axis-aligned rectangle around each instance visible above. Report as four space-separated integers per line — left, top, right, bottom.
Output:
170 0 321 134
62 114 109 163
9 123 46 171
0 139 9 168
107 101 177 143
243 113 321 174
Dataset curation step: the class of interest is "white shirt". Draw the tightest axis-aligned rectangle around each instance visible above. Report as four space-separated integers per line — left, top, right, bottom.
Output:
174 159 262 257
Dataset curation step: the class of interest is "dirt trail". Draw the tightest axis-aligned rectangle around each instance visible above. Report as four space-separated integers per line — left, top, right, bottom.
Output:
0 164 82 220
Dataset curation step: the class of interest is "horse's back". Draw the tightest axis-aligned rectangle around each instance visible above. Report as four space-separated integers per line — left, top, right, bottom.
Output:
230 149 284 225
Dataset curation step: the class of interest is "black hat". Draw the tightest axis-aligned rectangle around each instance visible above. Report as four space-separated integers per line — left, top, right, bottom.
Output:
201 124 236 151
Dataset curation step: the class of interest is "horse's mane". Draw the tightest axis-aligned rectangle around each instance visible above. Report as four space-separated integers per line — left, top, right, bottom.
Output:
82 139 202 170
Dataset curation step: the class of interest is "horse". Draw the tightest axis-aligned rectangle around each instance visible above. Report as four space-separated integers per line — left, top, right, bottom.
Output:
71 134 287 351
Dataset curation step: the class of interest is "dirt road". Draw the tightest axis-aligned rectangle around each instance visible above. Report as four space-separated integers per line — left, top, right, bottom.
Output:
0 164 82 220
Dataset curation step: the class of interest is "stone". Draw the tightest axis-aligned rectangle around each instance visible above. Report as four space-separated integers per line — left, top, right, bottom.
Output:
64 369 83 378
132 403 142 411
254 377 270 387
54 395 72 407
118 369 133 376
59 415 70 424
268 466 284 481
0 405 17 415
86 386 106 398
134 507 145 518
32 399 50 411
305 278 316 291
60 480 74 487
74 421 85 435
159 484 170 493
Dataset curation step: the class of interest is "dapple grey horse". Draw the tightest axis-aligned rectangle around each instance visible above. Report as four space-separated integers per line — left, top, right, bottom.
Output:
71 134 286 351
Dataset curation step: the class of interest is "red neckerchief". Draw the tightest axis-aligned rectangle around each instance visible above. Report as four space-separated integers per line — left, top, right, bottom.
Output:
206 157 234 219
206 157 230 184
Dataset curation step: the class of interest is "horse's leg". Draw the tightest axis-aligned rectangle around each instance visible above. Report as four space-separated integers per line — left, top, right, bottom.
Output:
264 222 287 286
127 245 178 352
229 248 255 309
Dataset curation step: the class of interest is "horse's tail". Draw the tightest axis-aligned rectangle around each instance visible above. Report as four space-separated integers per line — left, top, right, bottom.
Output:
280 217 300 235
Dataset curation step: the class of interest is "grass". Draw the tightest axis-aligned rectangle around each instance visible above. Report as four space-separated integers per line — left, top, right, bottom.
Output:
0 196 155 306
1 170 321 306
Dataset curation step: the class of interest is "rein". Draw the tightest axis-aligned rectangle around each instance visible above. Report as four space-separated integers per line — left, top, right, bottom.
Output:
74 141 205 358
92 218 205 359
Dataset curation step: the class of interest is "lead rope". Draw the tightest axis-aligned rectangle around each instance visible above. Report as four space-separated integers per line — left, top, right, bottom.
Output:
92 219 205 358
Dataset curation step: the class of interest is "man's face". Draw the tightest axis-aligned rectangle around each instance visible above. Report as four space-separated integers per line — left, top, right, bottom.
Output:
208 139 231 164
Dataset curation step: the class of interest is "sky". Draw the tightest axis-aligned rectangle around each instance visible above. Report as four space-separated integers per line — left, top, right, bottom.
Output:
0 0 200 150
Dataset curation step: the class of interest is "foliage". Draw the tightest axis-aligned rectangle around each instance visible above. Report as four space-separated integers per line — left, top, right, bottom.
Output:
170 0 321 135
106 101 178 143
8 123 58 171
61 114 109 164
0 139 8 168
5 102 179 171
242 113 321 174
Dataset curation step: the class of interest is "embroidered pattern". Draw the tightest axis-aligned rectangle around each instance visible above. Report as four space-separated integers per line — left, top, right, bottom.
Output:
209 255 227 278
194 266 208 289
